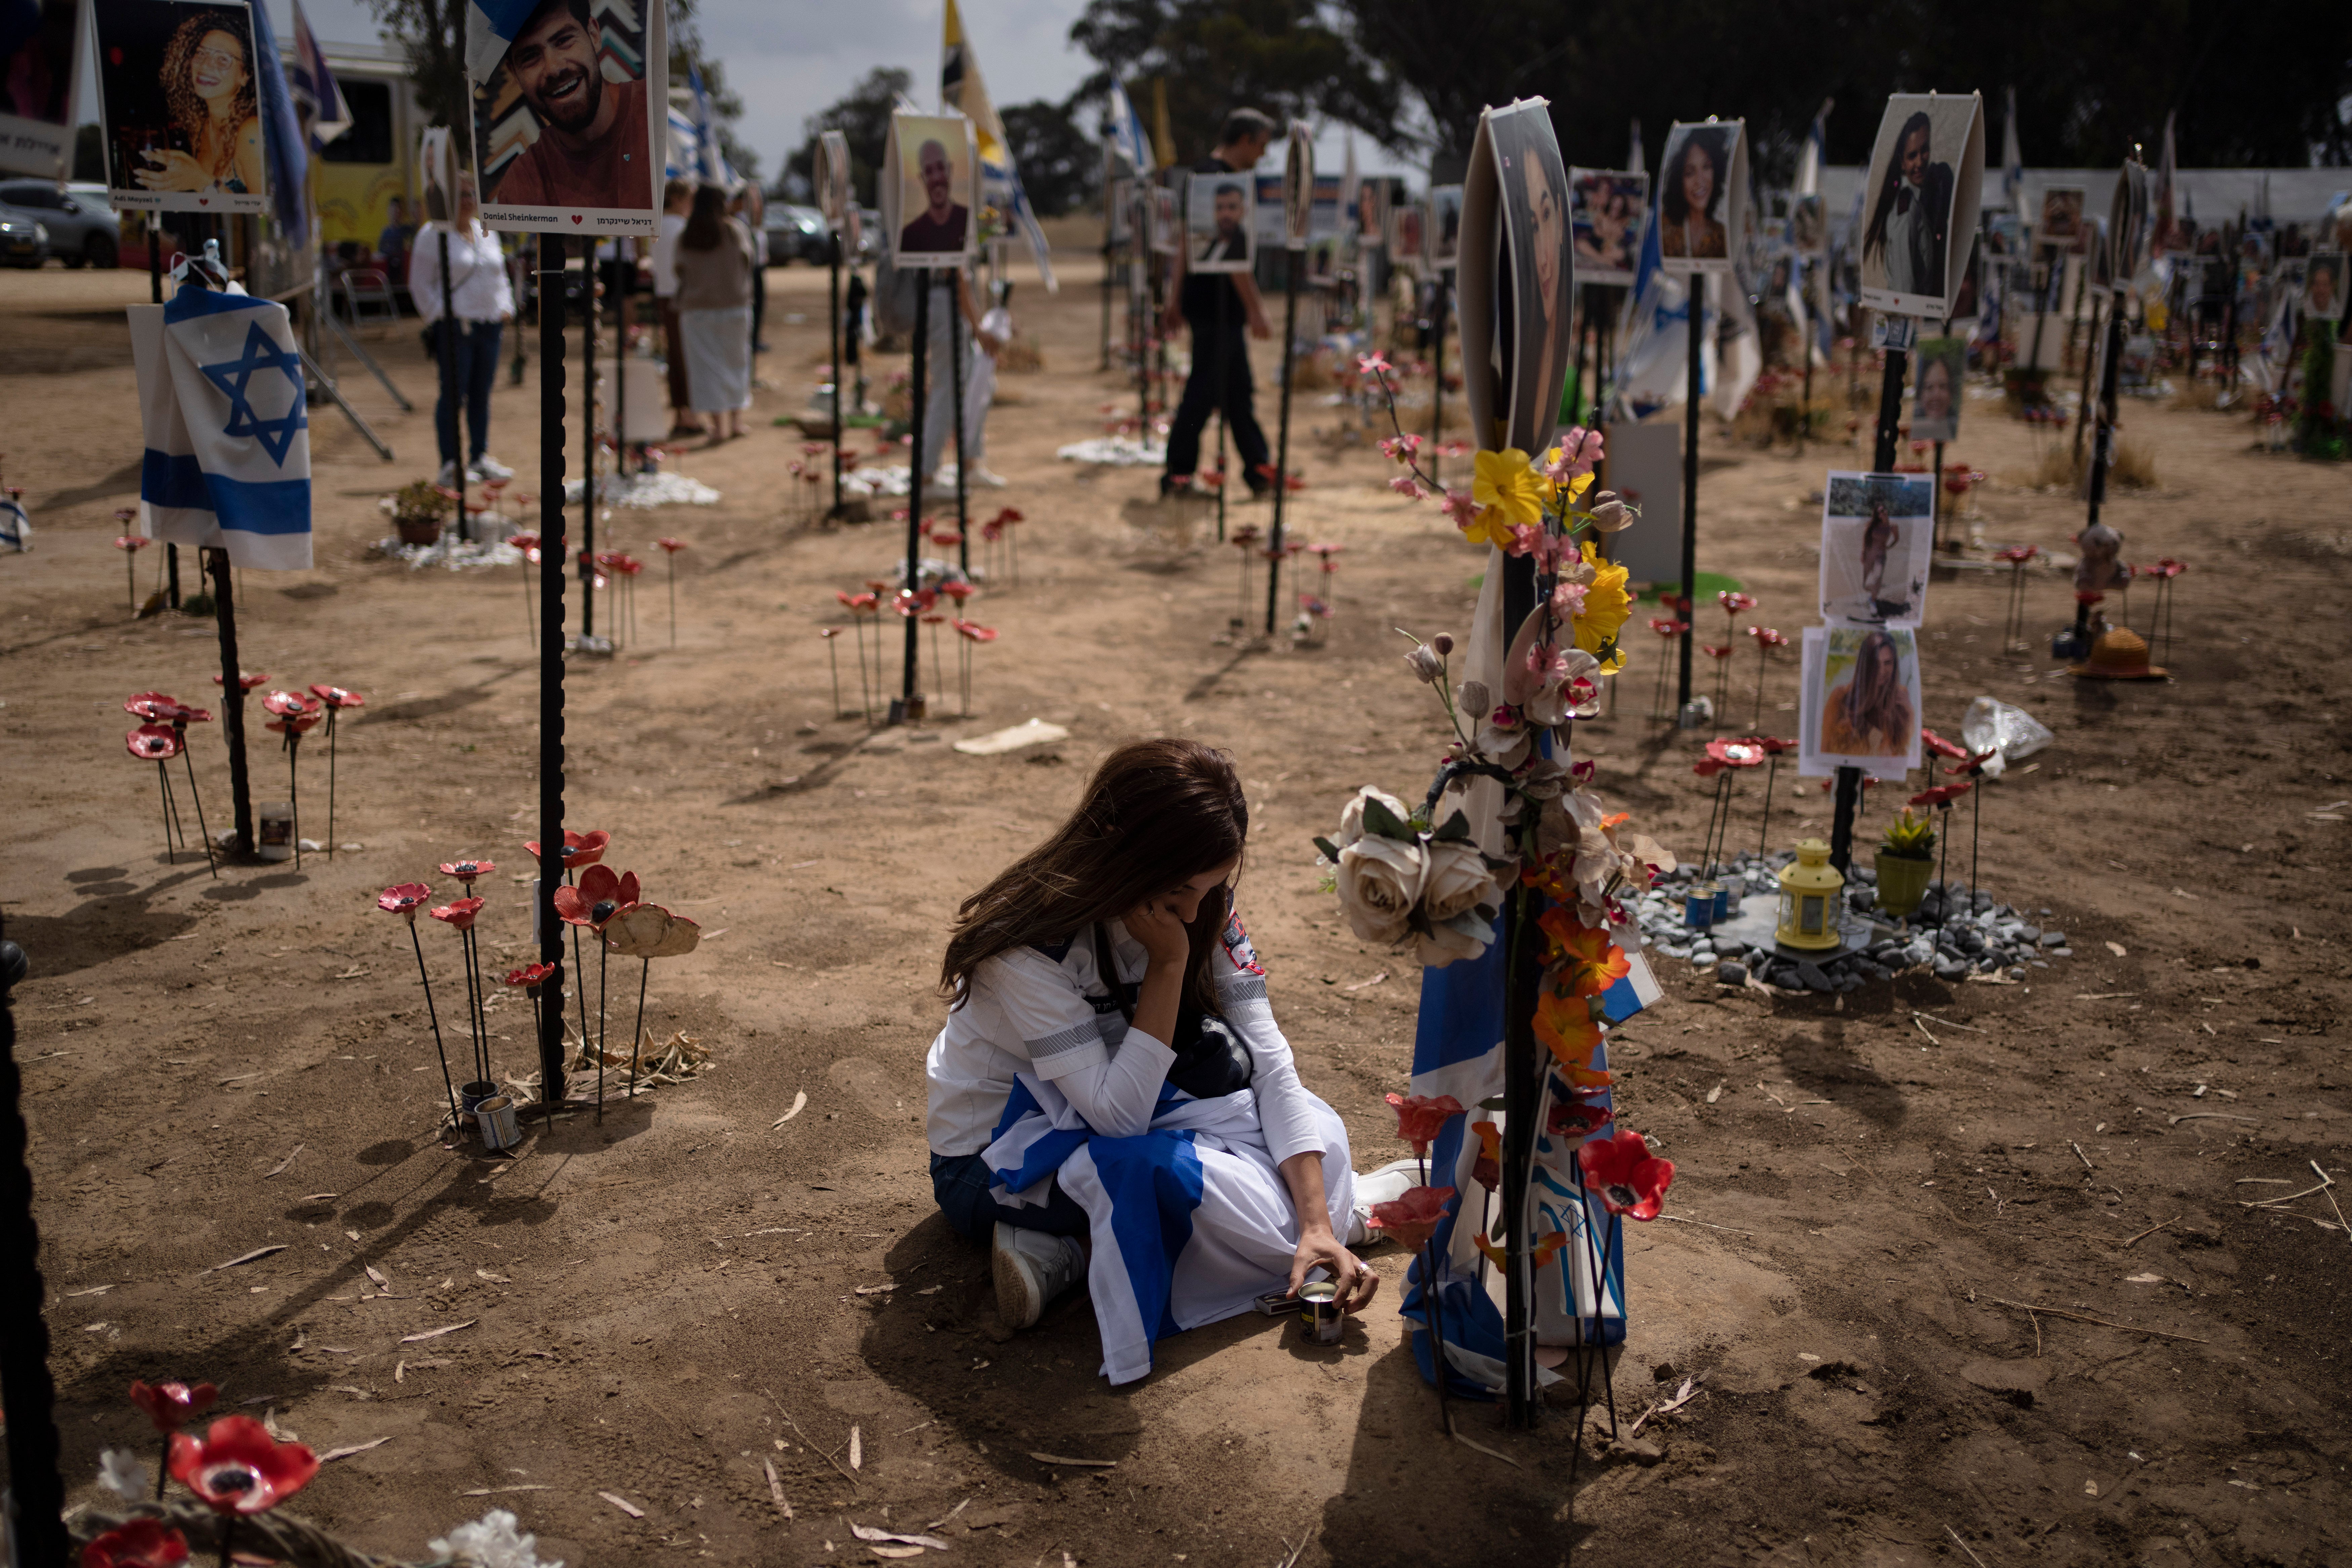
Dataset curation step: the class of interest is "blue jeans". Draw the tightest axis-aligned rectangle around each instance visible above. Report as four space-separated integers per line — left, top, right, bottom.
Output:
929 1151 1089 1243
433 319 502 466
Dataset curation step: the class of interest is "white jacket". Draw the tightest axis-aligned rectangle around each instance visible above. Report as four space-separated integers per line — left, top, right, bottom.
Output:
406 221 514 326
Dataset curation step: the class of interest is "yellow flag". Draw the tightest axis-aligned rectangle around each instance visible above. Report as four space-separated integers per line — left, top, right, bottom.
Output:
1151 77 1176 170
940 0 1008 169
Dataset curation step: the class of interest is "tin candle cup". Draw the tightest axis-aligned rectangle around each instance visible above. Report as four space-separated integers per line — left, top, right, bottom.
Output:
1299 1279 1343 1345
473 1095 521 1151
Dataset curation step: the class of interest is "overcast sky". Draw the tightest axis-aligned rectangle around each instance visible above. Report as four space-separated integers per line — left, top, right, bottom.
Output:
76 0 1423 184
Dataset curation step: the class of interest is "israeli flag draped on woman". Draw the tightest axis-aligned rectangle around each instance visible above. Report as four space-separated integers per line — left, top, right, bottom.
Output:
129 290 312 571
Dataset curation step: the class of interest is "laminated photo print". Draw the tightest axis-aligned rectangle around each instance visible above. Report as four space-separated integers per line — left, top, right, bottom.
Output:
1352 174 1385 250
1388 199 1424 262
2037 186 2085 253
1655 120 1745 277
0 0 80 178
1281 122 1313 250
1148 183 1177 257
1856 92 1984 319
2305 251 2347 321
1818 471 1935 629
1568 168 1646 286
882 111 976 269
816 128 850 228
1799 624 1923 779
1910 336 1964 442
1790 192 1826 257
91 0 267 214
468 0 664 235
1428 183 1462 266
1456 98 1575 458
1184 165 1253 274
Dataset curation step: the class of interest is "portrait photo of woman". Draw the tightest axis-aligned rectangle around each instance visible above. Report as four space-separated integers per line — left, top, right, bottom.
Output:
1570 170 1645 284
1658 128 1728 263
1492 105 1573 455
1910 336 1963 442
1817 470 1933 629
92 0 268 212
1814 628 1919 763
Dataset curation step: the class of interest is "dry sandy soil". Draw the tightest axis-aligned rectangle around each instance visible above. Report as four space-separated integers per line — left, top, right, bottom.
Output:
4 246 2349 1568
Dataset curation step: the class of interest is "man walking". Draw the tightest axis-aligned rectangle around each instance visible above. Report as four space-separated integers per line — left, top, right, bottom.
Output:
1161 108 1274 500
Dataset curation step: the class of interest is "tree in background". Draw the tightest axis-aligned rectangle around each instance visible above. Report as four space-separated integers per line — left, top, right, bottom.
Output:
1068 0 1400 167
1002 99 1099 216
782 67 911 209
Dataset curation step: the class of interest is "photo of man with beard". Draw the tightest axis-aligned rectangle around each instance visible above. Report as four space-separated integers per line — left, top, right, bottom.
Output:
484 0 651 212
898 136 969 257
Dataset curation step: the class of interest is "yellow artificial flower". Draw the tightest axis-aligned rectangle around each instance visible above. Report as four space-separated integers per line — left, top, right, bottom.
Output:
1473 448 1546 531
1571 540 1633 673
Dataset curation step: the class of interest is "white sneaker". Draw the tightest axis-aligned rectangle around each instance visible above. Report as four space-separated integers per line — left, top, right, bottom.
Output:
468 453 513 481
992 1223 1085 1330
966 465 1009 488
436 460 460 488
1348 1158 1423 1246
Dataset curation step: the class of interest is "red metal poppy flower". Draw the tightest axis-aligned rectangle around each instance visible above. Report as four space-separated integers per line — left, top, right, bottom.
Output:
523 829 609 870
265 711 322 737
1647 617 1689 638
1919 727 1970 763
80 1519 189 1568
657 538 686 554
1703 738 1766 768
504 962 555 989
1384 1091 1464 1157
1366 1185 1456 1253
2153 557 2185 579
127 723 182 760
602 900 702 959
1576 1129 1674 1221
836 590 880 615
261 691 320 720
115 535 151 553
1960 748 1999 776
129 1379 217 1434
1751 735 1797 755
1747 625 1788 648
439 858 495 884
1717 591 1756 615
1994 545 2039 565
376 883 431 921
429 897 485 931
953 620 998 643
931 529 966 547
1700 643 1734 661
939 580 976 604
308 684 365 711
1909 782 1973 809
167 1414 318 1516
1546 1094 1615 1140
1229 524 1262 549
212 672 267 690
125 692 200 724
551 865 640 931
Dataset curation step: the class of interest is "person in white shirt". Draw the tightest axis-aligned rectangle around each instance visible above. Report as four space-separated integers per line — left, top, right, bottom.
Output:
928 737 1385 1365
650 178 698 437
407 177 515 486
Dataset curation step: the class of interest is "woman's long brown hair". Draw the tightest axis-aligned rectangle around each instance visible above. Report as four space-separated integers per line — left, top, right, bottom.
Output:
162 12 256 178
940 738 1248 1015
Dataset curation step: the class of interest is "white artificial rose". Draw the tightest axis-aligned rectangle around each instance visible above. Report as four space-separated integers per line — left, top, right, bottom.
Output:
1336 835 1426 944
1336 784 1413 848
1415 909 1494 969
1421 840 1501 924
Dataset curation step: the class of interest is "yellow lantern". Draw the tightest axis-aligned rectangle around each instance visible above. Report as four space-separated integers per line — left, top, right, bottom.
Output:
1775 838 1845 951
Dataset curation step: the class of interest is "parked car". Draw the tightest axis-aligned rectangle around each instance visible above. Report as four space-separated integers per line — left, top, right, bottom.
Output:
0 203 50 268
854 208 883 264
0 180 118 268
763 203 830 266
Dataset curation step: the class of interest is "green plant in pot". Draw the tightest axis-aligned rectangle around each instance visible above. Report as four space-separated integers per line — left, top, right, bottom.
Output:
1875 808 1935 920
390 479 454 547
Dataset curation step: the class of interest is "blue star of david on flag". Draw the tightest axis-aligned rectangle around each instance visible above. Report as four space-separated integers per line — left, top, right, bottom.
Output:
200 321 309 467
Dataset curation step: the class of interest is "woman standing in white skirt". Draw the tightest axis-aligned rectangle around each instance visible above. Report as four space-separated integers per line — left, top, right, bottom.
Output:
672 183 758 445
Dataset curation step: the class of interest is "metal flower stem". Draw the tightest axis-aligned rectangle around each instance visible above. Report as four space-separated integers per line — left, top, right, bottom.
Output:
324 709 339 860
1754 646 1769 727
667 554 678 647
959 634 973 718
826 636 843 721
1936 805 1954 925
217 1514 234 1568
178 734 216 877
598 939 609 1080
628 957 650 1099
406 922 460 1125
1574 1183 1621 1435
125 550 137 612
1420 1229 1452 1430
458 927 487 1084
467 924 492 1084
928 618 945 708
1756 756 1779 864
1969 782 1983 911
286 734 302 870
521 554 534 645
155 1436 169 1499
155 761 176 863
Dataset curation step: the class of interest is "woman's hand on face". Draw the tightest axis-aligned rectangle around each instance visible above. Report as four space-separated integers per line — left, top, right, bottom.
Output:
1122 894 1192 972
1288 1225 1379 1313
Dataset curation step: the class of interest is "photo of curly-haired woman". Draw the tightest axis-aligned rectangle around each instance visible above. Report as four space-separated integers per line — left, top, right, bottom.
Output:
92 0 267 213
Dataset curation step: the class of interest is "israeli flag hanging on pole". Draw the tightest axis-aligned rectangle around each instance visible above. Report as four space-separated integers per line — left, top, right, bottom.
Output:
129 291 312 571
1105 79 1150 177
688 64 733 185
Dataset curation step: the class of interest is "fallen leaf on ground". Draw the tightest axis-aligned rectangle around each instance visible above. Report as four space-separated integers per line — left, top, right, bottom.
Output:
263 1145 304 1178
476 1268 511 1283
851 1524 951 1550
319 1437 392 1462
205 1245 287 1273
854 1283 895 1296
400 1321 476 1343
1027 1452 1116 1469
2104 941 2127 958
763 1457 791 1518
598 1491 645 1518
773 1090 809 1128
848 1426 862 1470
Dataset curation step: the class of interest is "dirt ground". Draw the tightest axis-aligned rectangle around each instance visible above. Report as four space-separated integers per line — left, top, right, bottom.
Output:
5 245 2350 1568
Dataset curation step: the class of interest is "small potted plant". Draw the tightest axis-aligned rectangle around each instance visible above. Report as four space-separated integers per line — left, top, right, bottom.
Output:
389 479 454 547
1875 807 1935 920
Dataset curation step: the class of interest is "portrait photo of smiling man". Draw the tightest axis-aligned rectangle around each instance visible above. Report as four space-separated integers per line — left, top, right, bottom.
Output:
470 0 661 230
884 113 976 267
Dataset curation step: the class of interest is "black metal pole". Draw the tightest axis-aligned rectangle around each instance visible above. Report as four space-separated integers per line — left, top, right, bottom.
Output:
0 935 68 1568
536 234 570 1103
1212 282 1229 539
1832 340 1913 873
2086 289 2127 529
901 279 930 717
615 238 629 476
207 548 253 854
149 240 181 608
951 269 969 573
579 252 597 642
1265 249 1301 636
830 232 845 514
1799 263 1814 452
1677 273 1703 716
1429 270 1448 489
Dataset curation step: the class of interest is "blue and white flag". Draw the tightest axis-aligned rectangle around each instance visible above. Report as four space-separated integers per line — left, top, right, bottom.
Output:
289 0 351 149
245 0 310 249
0 492 29 552
2001 86 2024 217
686 64 733 185
1104 79 1150 176
129 291 311 571
464 0 539 85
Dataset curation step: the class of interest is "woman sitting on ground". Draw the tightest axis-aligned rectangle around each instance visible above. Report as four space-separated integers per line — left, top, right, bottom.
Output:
926 738 1382 1384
